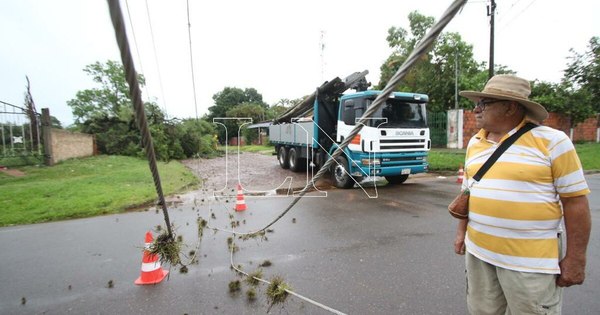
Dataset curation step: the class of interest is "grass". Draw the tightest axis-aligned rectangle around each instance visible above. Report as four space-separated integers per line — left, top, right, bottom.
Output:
428 143 600 172
0 154 44 168
428 148 466 172
223 144 273 155
0 155 199 226
574 143 600 171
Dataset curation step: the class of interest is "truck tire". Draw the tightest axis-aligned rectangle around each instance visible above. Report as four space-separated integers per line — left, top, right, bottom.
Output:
385 174 409 185
331 156 355 189
288 147 304 172
278 146 289 169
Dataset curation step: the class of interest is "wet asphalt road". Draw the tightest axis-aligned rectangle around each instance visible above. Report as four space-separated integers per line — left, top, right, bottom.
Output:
1 174 598 314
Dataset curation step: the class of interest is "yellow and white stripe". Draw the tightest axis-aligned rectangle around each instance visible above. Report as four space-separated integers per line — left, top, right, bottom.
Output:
464 121 590 274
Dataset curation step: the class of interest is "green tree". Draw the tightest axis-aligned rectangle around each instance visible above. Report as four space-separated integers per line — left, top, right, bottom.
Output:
227 103 267 145
209 87 268 143
208 87 267 119
68 60 218 159
377 11 488 112
67 60 146 124
564 36 600 113
531 80 594 126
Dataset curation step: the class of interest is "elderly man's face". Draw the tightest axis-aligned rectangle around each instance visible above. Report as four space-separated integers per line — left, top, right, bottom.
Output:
473 98 509 130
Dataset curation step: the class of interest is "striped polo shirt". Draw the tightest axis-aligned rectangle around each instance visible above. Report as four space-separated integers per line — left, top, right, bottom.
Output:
463 120 590 274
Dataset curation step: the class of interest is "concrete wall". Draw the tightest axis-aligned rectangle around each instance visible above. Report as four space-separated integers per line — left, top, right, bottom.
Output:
49 129 95 164
461 112 599 147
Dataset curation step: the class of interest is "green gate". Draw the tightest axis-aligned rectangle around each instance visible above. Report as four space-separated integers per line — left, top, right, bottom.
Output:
428 111 447 147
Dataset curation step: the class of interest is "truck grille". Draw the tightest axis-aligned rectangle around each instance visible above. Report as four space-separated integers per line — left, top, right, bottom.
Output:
379 139 427 150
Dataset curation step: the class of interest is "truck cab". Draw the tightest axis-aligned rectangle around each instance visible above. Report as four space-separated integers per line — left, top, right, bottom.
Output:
269 71 431 189
331 91 430 188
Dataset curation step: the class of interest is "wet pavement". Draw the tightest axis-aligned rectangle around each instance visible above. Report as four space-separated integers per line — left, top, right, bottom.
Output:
1 153 599 314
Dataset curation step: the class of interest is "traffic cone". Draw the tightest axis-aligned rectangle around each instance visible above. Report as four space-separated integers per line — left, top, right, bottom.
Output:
456 164 464 184
134 231 169 285
235 183 247 212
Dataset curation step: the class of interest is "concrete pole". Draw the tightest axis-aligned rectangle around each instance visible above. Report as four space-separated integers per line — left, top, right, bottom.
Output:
41 108 53 166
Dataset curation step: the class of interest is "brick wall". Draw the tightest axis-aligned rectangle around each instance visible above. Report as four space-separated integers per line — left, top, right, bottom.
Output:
229 136 246 146
572 116 599 142
50 129 95 164
462 111 599 145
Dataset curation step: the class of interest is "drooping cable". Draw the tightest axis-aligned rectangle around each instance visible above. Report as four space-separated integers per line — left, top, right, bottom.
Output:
498 0 538 31
247 0 469 234
186 0 199 120
144 0 169 117
124 0 151 101
106 0 173 238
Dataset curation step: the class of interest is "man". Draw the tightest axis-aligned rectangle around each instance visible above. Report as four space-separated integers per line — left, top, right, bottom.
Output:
454 74 591 314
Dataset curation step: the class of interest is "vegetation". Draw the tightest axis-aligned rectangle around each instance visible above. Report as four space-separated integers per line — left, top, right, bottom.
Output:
224 144 273 154
207 87 292 145
378 11 491 112
427 149 467 172
378 12 598 126
0 155 199 226
67 61 219 160
574 143 600 171
428 144 600 172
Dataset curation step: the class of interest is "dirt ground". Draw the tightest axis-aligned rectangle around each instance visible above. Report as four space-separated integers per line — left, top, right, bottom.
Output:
181 151 333 193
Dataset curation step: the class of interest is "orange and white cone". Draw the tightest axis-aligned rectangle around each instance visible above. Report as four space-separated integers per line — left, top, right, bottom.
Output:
456 164 464 184
235 183 247 212
134 231 169 285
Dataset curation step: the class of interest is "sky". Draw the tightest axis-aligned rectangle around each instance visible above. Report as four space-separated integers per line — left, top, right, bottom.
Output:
1 0 598 127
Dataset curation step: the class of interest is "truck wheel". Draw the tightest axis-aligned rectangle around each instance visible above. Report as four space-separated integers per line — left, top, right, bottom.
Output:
288 147 304 172
385 174 409 185
331 156 355 189
278 146 289 169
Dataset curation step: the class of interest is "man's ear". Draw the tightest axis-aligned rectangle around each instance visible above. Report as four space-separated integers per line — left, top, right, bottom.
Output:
505 101 521 116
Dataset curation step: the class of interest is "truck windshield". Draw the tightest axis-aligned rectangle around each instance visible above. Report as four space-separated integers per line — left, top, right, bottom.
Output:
366 99 427 128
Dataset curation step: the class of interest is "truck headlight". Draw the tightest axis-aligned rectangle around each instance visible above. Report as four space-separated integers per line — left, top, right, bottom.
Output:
361 158 380 166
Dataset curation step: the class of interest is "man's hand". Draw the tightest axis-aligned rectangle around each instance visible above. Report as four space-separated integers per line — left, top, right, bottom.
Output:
557 195 591 287
557 256 586 287
454 219 468 255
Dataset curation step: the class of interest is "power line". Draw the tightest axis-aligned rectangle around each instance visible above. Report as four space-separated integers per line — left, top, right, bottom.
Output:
186 0 199 120
496 0 525 24
124 0 151 102
498 0 538 31
144 0 169 117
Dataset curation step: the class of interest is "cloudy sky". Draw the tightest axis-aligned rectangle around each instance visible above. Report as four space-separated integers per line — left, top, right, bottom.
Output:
1 0 598 126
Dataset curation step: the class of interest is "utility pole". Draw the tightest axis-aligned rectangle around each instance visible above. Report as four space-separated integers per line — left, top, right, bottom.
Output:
487 0 496 79
455 49 459 109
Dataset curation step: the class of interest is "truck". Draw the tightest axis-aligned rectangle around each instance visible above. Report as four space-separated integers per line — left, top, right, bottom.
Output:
268 70 431 189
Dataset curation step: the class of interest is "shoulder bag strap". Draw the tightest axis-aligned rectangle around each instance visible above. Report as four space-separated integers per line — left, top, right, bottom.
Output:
472 122 537 182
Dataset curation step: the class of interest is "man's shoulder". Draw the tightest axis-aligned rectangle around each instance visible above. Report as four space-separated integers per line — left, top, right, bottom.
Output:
530 125 569 141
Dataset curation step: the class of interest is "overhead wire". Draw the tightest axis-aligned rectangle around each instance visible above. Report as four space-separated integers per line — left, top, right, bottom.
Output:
186 0 199 120
107 1 466 313
236 0 469 235
124 0 152 102
498 0 538 31
496 0 525 24
144 0 169 117
107 0 174 239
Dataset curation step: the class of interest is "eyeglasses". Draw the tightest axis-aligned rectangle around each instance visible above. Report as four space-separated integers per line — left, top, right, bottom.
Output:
474 99 504 111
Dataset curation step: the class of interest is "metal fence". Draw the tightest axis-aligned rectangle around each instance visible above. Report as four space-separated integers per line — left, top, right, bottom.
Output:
428 111 447 147
0 101 43 166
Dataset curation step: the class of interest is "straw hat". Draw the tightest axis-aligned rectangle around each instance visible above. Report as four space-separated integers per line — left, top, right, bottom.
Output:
459 74 548 122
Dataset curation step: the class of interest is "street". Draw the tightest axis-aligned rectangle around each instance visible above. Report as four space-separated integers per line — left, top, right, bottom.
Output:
1 173 598 314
